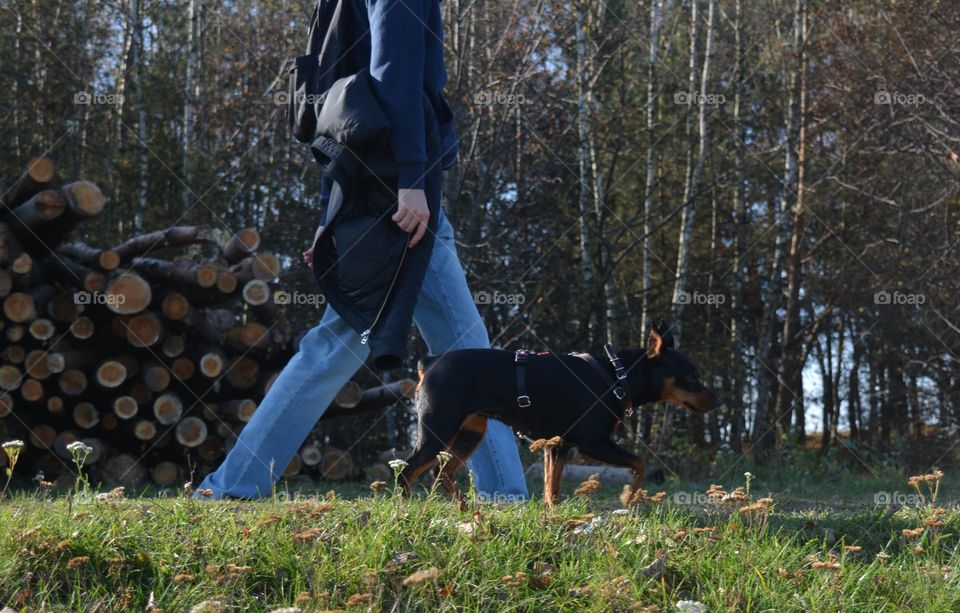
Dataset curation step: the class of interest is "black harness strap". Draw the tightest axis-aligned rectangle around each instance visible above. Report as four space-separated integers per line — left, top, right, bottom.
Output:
515 349 532 407
570 343 634 418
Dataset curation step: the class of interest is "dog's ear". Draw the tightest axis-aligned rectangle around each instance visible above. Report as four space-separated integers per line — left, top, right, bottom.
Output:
647 327 665 359
653 320 676 350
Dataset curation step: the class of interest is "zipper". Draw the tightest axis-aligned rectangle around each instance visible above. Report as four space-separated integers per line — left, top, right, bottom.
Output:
360 243 409 345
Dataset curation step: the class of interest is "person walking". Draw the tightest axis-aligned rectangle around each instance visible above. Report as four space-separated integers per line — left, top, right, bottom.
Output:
194 0 529 502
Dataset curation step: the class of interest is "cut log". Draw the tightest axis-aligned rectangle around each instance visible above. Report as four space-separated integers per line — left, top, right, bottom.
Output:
130 383 152 406
221 228 261 263
153 393 183 425
33 182 105 248
0 270 10 298
40 255 106 292
225 356 259 390
56 241 120 271
197 436 224 461
96 360 128 388
161 335 185 358
5 190 66 229
319 447 354 480
20 378 44 402
46 396 63 414
133 420 157 441
221 398 257 423
58 369 88 396
333 381 363 409
241 279 270 306
175 417 207 448
69 316 95 339
28 318 55 340
151 461 179 487
215 270 237 294
113 395 139 420
3 292 36 322
29 424 57 449
225 322 270 351
130 256 218 288
160 292 192 321
198 348 226 378
112 226 213 262
142 362 171 392
2 345 24 364
5 325 24 342
24 349 52 379
0 365 22 390
300 444 323 467
102 454 147 488
171 357 195 380
283 453 302 478
73 402 99 429
124 311 163 347
323 380 418 418
1 157 57 209
103 272 152 314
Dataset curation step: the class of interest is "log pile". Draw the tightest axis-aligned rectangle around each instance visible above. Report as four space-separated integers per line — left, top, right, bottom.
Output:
0 158 416 490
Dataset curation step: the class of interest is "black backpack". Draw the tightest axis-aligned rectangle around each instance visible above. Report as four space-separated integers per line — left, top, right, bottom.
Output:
287 0 356 144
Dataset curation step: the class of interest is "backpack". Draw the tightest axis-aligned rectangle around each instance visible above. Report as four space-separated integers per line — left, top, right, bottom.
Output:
287 0 356 144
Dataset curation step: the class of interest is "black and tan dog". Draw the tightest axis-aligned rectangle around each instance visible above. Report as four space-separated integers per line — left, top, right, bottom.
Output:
400 324 724 506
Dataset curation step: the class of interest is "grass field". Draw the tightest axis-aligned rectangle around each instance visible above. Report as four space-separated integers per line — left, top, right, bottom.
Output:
0 458 958 612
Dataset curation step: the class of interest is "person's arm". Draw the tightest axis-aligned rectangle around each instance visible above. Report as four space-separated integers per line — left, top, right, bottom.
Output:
368 0 427 191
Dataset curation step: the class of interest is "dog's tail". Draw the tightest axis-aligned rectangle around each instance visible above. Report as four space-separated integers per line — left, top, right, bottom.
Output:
415 355 440 396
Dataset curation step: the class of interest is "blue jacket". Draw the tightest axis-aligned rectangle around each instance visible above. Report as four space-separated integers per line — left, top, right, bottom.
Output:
346 0 457 189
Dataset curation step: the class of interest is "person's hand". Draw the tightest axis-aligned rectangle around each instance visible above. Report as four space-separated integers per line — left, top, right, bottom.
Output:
392 188 429 247
302 223 325 269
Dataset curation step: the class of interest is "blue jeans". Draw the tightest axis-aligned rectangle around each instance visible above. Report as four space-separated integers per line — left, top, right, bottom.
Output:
195 210 529 501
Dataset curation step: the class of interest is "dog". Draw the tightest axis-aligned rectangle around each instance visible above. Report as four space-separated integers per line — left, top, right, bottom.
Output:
400 323 724 506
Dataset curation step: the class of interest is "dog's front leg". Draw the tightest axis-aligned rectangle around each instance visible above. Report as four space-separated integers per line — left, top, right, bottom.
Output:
542 445 569 507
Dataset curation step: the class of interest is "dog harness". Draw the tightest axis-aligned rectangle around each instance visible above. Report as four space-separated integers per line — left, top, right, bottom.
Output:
514 344 634 418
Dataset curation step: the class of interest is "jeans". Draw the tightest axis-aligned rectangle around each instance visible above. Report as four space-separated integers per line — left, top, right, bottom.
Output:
195 210 529 501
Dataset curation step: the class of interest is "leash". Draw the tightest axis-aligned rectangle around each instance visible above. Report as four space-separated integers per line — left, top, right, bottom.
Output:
514 344 634 419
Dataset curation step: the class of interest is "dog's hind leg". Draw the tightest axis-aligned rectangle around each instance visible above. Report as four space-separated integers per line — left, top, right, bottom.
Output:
399 411 463 496
434 413 488 505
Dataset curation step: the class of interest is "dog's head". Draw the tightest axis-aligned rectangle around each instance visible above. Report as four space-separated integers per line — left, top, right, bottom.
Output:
632 323 724 414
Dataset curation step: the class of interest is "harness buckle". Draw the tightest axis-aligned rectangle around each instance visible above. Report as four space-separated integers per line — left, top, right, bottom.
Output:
514 350 529 364
613 387 626 400
517 395 531 408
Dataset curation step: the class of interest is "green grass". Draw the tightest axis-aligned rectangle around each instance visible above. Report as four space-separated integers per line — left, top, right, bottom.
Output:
0 468 958 612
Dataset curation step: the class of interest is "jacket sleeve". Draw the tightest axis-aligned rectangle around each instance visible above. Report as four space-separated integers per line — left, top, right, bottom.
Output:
367 0 427 190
